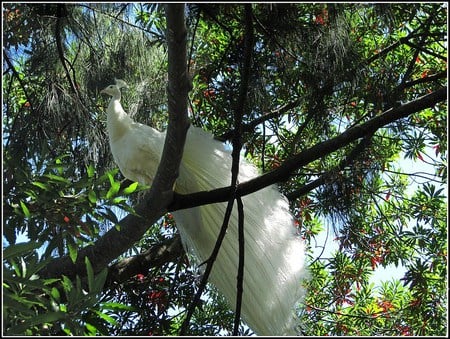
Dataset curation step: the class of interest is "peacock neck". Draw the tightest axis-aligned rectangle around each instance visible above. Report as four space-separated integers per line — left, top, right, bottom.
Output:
108 97 122 115
106 96 132 141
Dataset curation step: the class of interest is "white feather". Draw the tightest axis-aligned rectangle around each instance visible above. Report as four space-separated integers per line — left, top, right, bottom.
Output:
101 80 307 335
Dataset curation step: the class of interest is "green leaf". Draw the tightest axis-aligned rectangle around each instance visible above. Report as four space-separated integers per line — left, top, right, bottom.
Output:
92 268 108 293
67 241 78 264
112 196 127 205
44 173 70 184
3 241 42 260
88 190 97 204
123 181 138 195
20 257 27 278
2 293 36 314
100 301 134 311
43 278 61 285
94 309 117 326
106 171 116 186
61 275 73 293
85 256 95 293
85 322 98 335
51 287 61 302
19 200 31 218
32 181 49 191
99 168 119 184
86 164 95 178
106 181 120 199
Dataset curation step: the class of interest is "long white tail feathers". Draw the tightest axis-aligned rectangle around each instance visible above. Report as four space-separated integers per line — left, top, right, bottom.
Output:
173 127 307 335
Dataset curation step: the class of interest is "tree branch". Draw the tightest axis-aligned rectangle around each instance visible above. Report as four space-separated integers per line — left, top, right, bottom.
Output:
233 5 253 334
364 15 436 66
403 71 447 89
106 235 183 286
234 196 245 335
169 87 447 211
39 4 189 280
285 133 374 201
2 50 36 149
402 40 447 62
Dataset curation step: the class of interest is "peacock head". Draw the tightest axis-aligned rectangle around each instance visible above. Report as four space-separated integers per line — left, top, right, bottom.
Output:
100 84 121 97
100 79 129 98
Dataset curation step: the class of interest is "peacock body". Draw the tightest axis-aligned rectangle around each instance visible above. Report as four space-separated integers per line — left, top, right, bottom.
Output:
101 80 306 335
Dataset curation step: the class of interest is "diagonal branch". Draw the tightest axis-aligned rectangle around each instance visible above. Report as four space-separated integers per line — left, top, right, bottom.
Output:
365 14 436 66
403 71 447 89
168 87 447 211
39 4 189 280
105 235 183 286
285 133 374 201
402 40 447 62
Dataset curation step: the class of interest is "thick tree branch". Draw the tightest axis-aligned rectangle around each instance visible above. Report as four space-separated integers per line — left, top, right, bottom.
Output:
232 7 253 333
403 71 447 89
39 4 189 280
285 133 374 201
402 40 447 62
169 87 447 211
106 235 183 286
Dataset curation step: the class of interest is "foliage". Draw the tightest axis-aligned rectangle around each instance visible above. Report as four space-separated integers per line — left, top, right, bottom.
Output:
2 2 447 336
